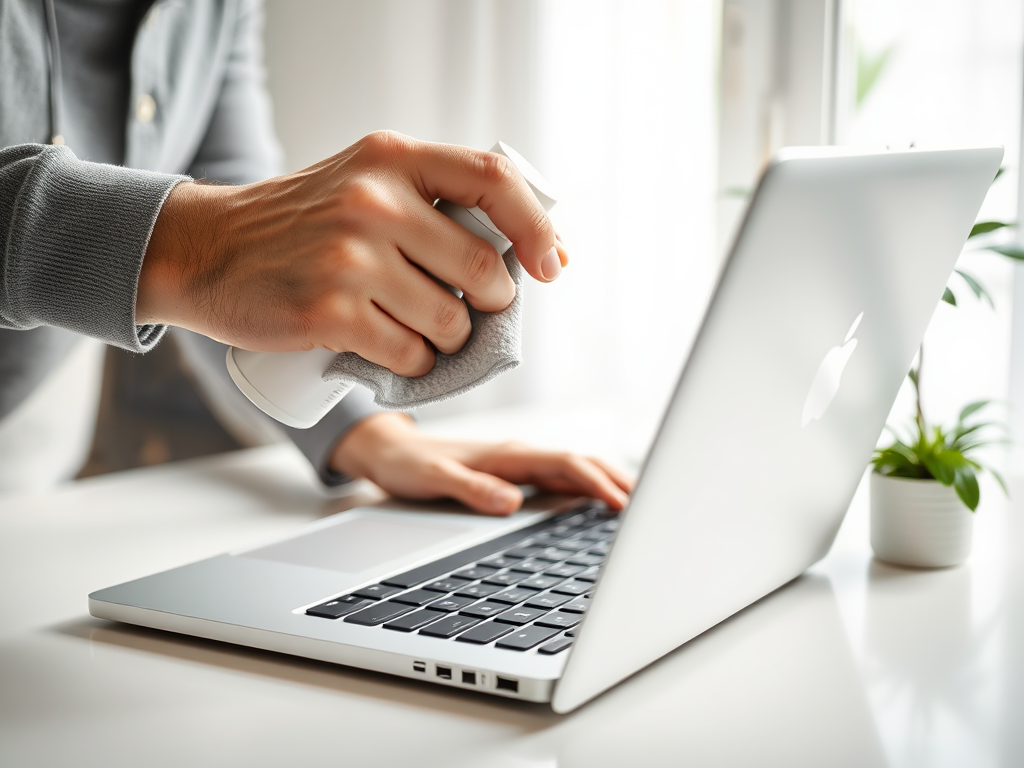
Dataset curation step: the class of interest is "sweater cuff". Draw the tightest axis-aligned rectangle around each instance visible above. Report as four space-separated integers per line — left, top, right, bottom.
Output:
283 386 384 487
4 145 187 351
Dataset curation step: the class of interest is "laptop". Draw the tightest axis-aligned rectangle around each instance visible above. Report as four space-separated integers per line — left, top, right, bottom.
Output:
90 146 1002 713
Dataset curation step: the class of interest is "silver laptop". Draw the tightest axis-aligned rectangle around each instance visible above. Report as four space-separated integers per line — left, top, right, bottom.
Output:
90 146 1001 713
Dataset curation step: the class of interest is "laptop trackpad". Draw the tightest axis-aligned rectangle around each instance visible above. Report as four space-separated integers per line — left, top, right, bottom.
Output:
239 514 472 574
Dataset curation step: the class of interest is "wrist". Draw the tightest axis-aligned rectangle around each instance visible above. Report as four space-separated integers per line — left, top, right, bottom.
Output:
329 412 417 480
137 181 231 328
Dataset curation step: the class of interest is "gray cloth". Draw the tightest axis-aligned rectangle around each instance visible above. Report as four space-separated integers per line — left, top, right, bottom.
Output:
0 0 381 484
327 250 524 410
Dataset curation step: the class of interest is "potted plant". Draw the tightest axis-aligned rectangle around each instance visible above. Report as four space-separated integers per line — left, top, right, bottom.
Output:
870 194 1015 568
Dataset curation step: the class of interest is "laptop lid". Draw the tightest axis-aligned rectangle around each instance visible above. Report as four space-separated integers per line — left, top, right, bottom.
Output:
553 146 1003 713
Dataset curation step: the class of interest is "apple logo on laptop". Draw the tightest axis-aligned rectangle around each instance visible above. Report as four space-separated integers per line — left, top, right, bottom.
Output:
801 311 864 427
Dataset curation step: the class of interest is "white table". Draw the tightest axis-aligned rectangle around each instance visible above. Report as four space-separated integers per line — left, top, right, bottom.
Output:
1 406 1021 768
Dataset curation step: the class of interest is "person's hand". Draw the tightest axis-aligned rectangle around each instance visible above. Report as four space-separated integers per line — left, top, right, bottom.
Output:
137 131 569 375
330 413 633 516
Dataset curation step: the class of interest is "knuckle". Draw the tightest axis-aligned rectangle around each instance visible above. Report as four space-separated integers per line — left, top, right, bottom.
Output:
337 178 392 219
463 243 499 289
433 298 469 342
388 338 430 375
474 152 516 188
361 130 411 160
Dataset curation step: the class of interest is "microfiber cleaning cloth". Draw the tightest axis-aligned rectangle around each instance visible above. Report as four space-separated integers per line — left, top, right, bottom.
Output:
324 250 523 410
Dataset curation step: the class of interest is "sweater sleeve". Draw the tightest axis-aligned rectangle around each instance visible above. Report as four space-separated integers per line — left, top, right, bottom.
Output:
0 143 186 351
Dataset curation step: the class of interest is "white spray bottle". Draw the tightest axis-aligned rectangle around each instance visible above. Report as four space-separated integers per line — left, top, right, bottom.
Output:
225 141 557 429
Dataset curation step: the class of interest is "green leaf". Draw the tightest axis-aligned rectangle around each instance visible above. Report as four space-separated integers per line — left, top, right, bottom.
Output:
989 467 1010 497
942 286 957 306
954 270 994 307
958 399 991 423
969 220 1013 239
921 449 959 485
953 464 980 511
990 244 1024 261
995 166 1007 182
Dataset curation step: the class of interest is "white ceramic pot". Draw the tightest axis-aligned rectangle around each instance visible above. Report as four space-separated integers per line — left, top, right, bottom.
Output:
870 472 974 568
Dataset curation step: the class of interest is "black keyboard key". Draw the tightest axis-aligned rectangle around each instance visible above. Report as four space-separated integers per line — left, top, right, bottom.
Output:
351 583 403 600
495 625 561 651
456 582 503 599
537 549 575 562
519 574 564 590
599 520 620 532
580 530 613 542
535 611 581 629
419 614 480 638
538 637 574 655
525 592 571 610
490 587 541 605
459 600 509 619
545 564 586 579
428 595 477 612
588 541 612 554
482 570 529 587
566 554 604 567
456 621 515 645
306 595 372 619
575 567 601 583
379 515 578 589
383 609 446 632
479 555 518 569
555 539 591 552
551 580 590 596
509 559 548 574
495 606 549 626
451 567 498 581
344 600 416 626
389 588 443 606
561 598 590 613
423 579 464 593
504 546 544 559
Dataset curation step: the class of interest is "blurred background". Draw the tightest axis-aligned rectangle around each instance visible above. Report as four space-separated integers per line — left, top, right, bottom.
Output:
82 0 1024 477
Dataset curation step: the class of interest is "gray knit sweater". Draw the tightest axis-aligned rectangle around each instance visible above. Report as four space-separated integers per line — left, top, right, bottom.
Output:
0 0 380 482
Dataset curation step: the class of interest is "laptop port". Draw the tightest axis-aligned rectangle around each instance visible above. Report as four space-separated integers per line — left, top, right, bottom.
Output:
496 676 519 693
436 665 452 680
461 670 477 685
412 661 426 673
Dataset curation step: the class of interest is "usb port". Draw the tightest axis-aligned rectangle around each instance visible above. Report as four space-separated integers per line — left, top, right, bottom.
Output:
436 665 452 680
496 676 518 693
461 670 477 685
412 661 426 673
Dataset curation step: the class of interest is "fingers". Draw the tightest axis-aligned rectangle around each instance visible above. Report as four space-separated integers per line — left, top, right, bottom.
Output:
368 255 473 354
399 139 562 284
538 454 631 511
392 202 516 313
587 456 635 494
471 445 631 511
426 458 525 516
337 303 436 377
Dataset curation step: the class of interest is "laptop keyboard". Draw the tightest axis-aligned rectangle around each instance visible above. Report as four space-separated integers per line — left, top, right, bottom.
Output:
304 503 616 656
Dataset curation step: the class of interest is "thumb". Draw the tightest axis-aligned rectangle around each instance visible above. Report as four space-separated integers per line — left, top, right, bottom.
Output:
430 458 524 516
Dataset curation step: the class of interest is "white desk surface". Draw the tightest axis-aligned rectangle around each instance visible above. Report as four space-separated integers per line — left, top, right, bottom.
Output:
1 405 1022 768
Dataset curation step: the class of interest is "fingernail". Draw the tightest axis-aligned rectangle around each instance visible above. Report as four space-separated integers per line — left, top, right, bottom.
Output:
490 486 520 513
541 246 562 281
556 241 569 267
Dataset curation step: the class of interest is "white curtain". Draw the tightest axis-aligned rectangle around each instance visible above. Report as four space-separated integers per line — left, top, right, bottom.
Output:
265 0 721 455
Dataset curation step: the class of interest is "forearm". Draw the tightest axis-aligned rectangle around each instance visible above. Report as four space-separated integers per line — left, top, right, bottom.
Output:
0 143 186 350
